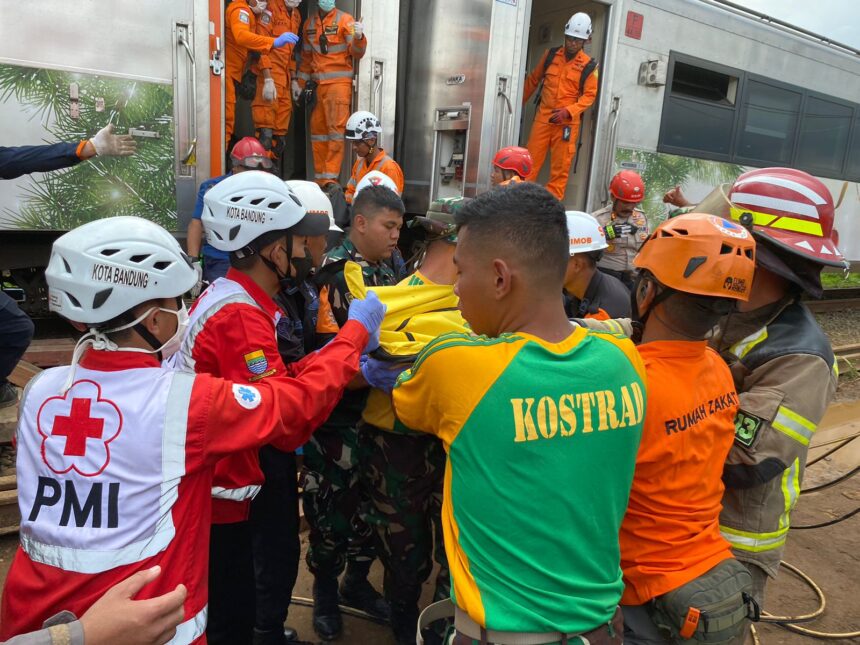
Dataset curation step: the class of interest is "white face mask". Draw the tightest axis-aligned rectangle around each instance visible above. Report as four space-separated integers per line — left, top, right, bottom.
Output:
62 302 189 393
285 0 301 7
251 0 268 14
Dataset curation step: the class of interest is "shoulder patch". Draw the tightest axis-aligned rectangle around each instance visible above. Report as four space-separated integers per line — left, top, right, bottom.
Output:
238 9 250 24
734 410 764 447
244 349 269 375
233 384 262 410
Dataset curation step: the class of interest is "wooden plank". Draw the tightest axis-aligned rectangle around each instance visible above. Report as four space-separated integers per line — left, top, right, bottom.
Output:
9 360 41 388
0 399 19 444
0 489 20 532
0 475 16 492
22 339 76 368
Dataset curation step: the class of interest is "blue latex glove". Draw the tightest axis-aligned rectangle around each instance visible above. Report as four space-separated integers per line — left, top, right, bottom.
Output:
347 291 386 352
361 358 409 393
274 32 300 48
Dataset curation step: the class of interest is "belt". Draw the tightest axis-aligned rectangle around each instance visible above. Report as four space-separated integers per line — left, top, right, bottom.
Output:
417 599 623 645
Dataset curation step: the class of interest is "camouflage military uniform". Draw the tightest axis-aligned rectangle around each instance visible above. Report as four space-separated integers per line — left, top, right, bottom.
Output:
302 237 398 577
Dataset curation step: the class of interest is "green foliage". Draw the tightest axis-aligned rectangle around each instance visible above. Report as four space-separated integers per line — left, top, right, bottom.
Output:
821 272 860 289
614 148 745 228
0 64 176 230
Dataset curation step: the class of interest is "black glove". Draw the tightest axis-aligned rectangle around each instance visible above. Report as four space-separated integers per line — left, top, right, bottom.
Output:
604 222 638 240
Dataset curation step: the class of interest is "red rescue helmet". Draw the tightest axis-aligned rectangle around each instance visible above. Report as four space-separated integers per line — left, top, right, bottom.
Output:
230 136 273 170
493 146 533 179
728 167 844 267
609 170 645 203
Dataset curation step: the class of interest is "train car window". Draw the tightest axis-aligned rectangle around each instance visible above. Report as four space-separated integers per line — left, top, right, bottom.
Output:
847 117 860 182
671 62 737 105
662 100 733 156
796 96 854 177
736 80 801 165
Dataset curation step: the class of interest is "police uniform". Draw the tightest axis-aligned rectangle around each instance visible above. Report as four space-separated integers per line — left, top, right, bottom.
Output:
303 238 397 579
592 205 649 289
714 297 837 605
564 269 631 320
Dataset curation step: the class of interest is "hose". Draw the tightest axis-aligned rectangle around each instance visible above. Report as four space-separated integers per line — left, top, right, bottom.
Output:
801 464 860 494
791 505 860 529
807 434 860 466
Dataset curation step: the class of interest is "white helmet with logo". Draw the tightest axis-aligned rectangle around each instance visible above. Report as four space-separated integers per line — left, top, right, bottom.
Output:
565 12 592 40
45 216 197 325
354 170 400 198
201 171 317 252
286 180 343 233
345 110 383 141
565 211 608 255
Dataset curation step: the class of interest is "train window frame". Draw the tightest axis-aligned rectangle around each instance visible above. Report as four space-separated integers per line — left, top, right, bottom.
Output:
658 53 742 163
657 52 859 181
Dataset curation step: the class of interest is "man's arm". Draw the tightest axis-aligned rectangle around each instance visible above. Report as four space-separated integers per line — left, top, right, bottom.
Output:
522 50 549 104
723 353 836 489
0 142 82 180
564 67 599 120
228 5 276 52
346 16 367 59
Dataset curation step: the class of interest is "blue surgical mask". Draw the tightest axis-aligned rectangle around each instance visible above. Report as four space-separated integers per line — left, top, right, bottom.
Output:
318 0 335 12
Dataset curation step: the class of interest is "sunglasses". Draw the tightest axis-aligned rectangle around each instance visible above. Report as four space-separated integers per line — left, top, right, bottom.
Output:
237 155 274 170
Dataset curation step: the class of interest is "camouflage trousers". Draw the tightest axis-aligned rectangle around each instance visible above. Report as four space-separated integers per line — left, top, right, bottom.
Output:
301 424 376 577
357 422 449 608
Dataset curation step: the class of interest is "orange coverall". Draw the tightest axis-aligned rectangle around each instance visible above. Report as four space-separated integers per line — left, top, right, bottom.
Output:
252 4 301 138
225 1 276 145
522 48 599 200
296 8 367 186
344 149 404 203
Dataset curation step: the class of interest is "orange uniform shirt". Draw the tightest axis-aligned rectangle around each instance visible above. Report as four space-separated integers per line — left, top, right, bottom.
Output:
225 1 275 81
344 149 404 203
522 48 598 125
255 3 301 79
620 340 738 605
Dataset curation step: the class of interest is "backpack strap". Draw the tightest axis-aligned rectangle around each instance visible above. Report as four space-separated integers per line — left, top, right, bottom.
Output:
579 58 599 95
533 47 561 106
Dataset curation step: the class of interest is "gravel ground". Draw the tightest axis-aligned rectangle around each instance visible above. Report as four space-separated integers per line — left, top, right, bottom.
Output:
814 308 860 349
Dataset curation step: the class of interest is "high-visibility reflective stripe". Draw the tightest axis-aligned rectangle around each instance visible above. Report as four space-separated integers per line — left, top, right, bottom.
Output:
720 525 789 552
211 484 261 501
732 193 820 219
833 361 840 379
772 406 817 446
168 605 207 645
779 458 801 530
729 207 823 237
311 133 341 142
297 71 310 81
316 172 339 180
729 326 768 359
347 177 356 188
312 70 354 81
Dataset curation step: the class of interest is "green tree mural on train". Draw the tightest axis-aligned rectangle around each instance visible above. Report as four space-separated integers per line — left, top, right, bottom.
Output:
0 64 175 229
615 147 745 228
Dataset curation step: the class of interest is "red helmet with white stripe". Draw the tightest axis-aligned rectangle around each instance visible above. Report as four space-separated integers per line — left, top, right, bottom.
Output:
728 168 843 267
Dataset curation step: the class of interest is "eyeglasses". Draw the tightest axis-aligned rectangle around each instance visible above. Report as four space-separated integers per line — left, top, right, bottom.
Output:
236 155 274 170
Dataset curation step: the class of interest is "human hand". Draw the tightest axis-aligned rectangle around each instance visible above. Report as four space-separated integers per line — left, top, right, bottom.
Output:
361 358 408 393
190 259 204 298
549 107 571 124
662 185 690 207
90 124 137 157
274 32 299 48
262 78 277 101
80 566 187 645
291 80 302 102
347 291 386 352
352 18 364 39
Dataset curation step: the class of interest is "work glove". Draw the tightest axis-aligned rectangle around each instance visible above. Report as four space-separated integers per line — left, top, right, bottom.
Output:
604 222 638 240
262 78 277 101
549 107 571 124
352 19 364 39
90 124 137 157
347 291 386 352
361 358 409 393
274 32 299 48
291 80 302 102
190 259 204 298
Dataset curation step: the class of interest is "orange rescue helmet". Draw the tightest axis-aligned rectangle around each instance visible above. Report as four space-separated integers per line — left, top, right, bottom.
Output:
727 167 844 267
634 212 756 301
609 170 645 203
230 136 273 170
493 146 533 179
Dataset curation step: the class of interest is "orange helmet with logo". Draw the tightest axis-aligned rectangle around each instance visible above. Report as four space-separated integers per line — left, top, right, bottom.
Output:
727 168 843 267
493 146 533 179
609 170 645 203
634 213 756 301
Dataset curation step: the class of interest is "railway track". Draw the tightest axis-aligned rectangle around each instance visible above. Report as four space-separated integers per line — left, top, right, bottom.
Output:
807 288 860 313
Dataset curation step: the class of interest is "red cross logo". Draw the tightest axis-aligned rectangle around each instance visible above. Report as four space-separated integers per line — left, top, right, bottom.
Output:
38 380 122 477
51 398 105 457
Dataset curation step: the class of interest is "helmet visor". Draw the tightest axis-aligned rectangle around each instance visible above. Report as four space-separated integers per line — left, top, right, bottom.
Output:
235 155 273 170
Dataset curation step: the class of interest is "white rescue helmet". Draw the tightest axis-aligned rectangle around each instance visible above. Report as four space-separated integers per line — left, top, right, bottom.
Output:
345 110 383 141
286 180 343 233
46 216 197 325
355 170 400 197
202 171 324 252
565 211 608 255
565 12 592 40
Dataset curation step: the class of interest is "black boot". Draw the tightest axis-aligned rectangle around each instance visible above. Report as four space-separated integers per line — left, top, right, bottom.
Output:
252 626 302 645
390 601 419 645
339 560 391 622
257 127 274 151
312 575 342 640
